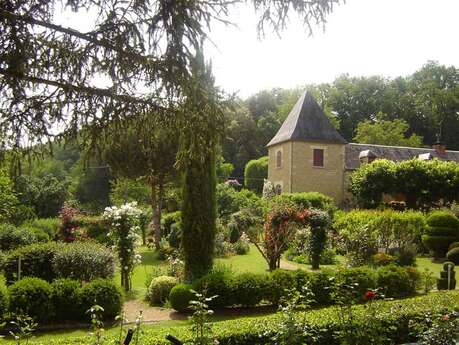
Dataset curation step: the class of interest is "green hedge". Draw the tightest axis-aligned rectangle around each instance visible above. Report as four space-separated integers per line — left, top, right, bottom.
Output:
4 278 122 322
0 224 48 251
3 242 115 284
185 267 420 312
32 292 459 345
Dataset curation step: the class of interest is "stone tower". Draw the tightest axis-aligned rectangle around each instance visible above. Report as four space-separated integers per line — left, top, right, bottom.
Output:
267 91 347 204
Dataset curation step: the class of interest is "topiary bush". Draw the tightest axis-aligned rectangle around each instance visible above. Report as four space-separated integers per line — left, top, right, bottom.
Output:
79 279 124 320
422 235 459 259
51 279 81 321
52 241 115 282
169 283 194 312
376 265 418 298
147 276 178 305
0 283 9 319
446 247 459 265
449 241 459 251
231 273 265 307
426 211 459 228
8 277 54 322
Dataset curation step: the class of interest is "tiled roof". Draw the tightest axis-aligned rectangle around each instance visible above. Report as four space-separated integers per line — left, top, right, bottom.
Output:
267 91 347 147
345 143 459 170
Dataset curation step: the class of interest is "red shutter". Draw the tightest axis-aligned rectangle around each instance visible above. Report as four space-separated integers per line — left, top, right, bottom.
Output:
313 149 324 167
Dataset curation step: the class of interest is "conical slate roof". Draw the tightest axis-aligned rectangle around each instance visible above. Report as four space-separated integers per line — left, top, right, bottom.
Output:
267 91 347 147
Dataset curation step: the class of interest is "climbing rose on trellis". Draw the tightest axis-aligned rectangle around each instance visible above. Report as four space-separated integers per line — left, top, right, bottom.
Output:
248 204 330 271
103 202 142 291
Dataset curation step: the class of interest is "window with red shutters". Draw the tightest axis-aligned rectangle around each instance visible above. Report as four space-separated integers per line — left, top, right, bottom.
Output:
313 149 324 167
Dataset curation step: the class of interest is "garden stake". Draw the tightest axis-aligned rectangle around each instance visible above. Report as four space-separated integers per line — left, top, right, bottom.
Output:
123 329 134 345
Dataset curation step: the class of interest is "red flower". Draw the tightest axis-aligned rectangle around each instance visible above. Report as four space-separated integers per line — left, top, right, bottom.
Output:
364 290 376 300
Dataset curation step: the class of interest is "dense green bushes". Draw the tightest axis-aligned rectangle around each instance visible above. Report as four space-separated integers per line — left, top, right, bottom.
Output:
5 277 123 322
147 276 178 305
273 192 336 216
349 158 459 209
8 277 54 323
22 218 61 240
169 284 194 312
3 242 115 284
170 267 420 312
52 241 115 282
244 156 268 194
0 284 8 319
334 209 426 265
422 211 459 258
0 224 49 251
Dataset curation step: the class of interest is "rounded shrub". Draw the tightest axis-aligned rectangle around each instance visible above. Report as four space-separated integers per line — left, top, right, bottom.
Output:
446 247 459 265
0 224 38 251
231 273 265 307
193 271 233 308
52 241 115 282
4 242 61 283
79 279 124 320
422 235 458 259
426 211 459 228
449 242 459 251
0 284 9 319
169 284 194 312
233 241 250 255
376 265 416 298
147 276 178 305
23 218 60 239
51 279 81 321
8 277 54 322
372 253 396 266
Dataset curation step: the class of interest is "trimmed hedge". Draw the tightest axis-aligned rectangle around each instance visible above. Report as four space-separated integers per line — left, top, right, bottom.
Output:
3 242 115 284
422 235 459 259
446 247 459 264
51 279 81 321
37 292 459 345
8 277 54 322
183 267 420 312
427 211 459 228
0 224 47 251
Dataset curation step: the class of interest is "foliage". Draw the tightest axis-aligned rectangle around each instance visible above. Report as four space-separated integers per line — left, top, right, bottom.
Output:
15 174 69 218
52 241 116 282
193 270 234 308
354 118 423 147
169 284 195 313
233 240 250 255
3 242 115 284
273 192 336 216
447 247 459 264
8 314 38 345
334 209 426 266
376 265 418 298
244 156 268 195
231 273 266 307
79 279 124 320
22 218 60 240
0 169 20 224
110 177 151 206
51 279 81 321
216 183 263 222
8 277 54 322
423 211 459 258
349 159 459 209
189 291 217 345
0 224 45 251
0 283 8 319
418 311 459 345
371 253 396 266
147 276 178 305
3 242 60 284
103 202 142 291
162 211 182 237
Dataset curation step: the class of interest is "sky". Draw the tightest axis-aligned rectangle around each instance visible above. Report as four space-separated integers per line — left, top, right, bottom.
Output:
57 0 459 99
205 0 459 97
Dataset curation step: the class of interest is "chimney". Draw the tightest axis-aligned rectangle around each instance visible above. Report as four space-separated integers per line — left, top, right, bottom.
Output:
433 140 446 155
